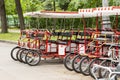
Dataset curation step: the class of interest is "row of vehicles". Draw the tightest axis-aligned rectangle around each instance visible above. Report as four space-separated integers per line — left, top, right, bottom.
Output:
11 6 120 80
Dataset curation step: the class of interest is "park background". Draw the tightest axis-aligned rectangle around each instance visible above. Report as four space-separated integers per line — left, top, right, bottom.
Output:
0 0 120 41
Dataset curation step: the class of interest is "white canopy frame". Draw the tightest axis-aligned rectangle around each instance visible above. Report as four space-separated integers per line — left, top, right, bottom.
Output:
24 6 120 18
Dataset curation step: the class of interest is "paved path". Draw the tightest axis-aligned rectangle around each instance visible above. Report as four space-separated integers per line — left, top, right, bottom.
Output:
0 42 93 80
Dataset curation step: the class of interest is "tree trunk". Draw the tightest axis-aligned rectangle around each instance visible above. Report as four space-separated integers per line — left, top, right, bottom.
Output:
0 0 8 33
15 0 25 30
53 0 56 11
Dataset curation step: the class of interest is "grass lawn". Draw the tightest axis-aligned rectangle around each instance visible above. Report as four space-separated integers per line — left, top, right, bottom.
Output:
0 32 19 41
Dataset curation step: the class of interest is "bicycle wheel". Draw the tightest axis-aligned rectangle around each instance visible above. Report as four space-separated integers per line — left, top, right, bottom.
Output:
98 60 118 78
88 58 103 78
20 49 29 63
16 48 26 62
63 53 75 71
25 50 41 66
72 54 82 73
91 60 118 80
10 46 20 61
114 75 118 80
79 57 90 76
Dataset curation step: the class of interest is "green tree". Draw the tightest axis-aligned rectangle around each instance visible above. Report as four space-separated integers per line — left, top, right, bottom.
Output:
0 0 8 33
26 0 41 12
58 0 71 11
68 0 103 11
43 0 53 11
68 0 84 11
5 0 16 15
111 0 120 6
15 0 25 30
53 0 56 11
5 0 42 14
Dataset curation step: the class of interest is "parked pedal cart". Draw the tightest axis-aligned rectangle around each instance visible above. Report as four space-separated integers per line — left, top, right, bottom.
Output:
92 42 120 80
63 6 120 78
10 11 87 66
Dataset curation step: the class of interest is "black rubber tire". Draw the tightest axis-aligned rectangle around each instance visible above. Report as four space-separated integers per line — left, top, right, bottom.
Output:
99 60 110 78
10 46 20 61
115 75 118 80
98 60 118 78
63 53 75 71
25 50 41 66
79 57 90 76
98 60 118 80
16 48 26 62
88 58 103 78
72 54 82 73
20 49 29 63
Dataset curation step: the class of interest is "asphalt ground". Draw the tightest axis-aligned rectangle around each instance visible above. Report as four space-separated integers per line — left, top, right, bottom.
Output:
0 42 94 80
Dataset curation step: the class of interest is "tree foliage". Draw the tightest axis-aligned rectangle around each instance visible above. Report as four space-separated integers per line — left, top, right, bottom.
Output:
4 0 120 15
3 0 120 29
0 0 8 33
43 0 53 11
5 0 16 15
57 0 71 11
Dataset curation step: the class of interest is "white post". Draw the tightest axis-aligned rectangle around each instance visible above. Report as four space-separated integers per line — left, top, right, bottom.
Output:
102 0 111 29
102 0 109 7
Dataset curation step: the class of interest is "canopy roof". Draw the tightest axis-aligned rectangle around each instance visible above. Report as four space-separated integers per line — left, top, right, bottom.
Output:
24 6 120 18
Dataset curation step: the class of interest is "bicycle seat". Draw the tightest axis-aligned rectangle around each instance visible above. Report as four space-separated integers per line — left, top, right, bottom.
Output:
73 32 79 35
61 32 72 37
70 40 77 43
52 32 61 36
48 40 57 43
75 38 90 44
57 41 68 45
36 33 44 37
75 40 85 44
21 30 26 35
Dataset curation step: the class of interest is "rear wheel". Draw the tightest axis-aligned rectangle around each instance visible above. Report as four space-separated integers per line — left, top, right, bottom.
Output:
72 54 81 73
25 50 41 66
10 46 20 61
63 53 75 71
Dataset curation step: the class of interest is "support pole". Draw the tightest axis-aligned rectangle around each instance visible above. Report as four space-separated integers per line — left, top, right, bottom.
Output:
102 0 111 29
53 0 56 11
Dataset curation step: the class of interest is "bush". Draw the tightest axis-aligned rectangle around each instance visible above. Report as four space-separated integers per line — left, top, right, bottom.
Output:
6 15 120 30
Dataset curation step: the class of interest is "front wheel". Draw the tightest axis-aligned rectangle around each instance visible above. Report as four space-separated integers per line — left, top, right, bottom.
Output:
63 53 75 71
10 46 20 61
